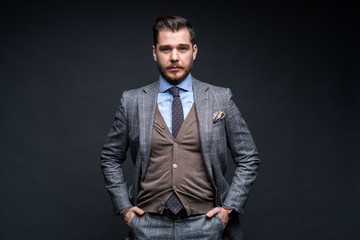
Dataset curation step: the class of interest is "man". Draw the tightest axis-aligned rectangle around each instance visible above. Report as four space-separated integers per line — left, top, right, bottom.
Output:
101 15 260 240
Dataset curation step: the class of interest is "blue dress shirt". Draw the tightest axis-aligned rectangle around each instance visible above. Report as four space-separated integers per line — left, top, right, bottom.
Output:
157 74 194 134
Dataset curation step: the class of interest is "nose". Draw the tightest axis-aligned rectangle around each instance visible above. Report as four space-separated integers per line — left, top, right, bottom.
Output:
170 49 179 62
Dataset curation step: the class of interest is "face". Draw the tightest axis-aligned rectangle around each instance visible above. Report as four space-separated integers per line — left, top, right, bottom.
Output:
153 28 198 85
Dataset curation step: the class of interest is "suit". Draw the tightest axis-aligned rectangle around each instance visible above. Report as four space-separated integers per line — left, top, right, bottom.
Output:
101 78 260 239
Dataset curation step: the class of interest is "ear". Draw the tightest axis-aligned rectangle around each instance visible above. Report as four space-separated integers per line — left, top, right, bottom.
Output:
152 45 157 62
192 44 198 60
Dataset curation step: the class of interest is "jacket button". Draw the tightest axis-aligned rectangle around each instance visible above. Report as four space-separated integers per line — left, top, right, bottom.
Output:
161 201 165 206
173 185 177 190
173 164 177 168
173 142 177 146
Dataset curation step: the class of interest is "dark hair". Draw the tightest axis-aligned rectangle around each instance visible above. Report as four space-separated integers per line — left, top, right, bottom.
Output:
152 15 196 46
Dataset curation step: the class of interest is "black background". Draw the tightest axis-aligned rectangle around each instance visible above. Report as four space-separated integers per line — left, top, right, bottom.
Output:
1 1 358 239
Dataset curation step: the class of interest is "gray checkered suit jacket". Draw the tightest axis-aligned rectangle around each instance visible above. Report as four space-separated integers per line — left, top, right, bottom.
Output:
101 78 260 239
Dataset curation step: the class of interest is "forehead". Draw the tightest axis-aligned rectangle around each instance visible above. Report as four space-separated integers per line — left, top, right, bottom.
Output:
157 28 191 46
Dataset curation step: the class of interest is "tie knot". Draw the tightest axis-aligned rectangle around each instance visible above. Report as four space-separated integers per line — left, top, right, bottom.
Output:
169 87 180 97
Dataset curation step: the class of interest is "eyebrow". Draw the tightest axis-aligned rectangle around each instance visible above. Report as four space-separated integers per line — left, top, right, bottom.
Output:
178 44 190 49
158 43 191 49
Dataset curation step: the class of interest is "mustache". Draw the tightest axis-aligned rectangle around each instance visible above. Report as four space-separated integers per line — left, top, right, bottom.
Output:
166 65 184 69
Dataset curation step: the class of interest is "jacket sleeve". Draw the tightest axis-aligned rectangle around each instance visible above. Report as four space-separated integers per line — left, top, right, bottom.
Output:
100 92 132 215
223 88 260 216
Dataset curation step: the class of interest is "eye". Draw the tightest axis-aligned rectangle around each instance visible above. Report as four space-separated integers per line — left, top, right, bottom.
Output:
178 45 190 51
159 47 170 52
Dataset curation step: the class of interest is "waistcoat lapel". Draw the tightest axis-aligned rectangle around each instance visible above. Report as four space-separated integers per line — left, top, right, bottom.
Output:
193 78 215 182
138 81 159 180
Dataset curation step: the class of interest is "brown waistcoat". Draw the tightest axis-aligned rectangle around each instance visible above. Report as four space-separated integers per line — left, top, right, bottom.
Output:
137 104 215 215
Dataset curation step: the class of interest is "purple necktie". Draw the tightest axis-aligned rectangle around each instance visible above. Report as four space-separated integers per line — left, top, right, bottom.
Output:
166 87 184 214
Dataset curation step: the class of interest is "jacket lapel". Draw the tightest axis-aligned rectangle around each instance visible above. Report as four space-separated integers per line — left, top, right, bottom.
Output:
138 81 159 180
193 78 215 182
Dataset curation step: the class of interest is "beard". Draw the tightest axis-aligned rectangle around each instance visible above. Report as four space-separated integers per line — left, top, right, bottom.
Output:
157 60 193 85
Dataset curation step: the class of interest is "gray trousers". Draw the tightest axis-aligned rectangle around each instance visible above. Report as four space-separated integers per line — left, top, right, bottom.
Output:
126 213 224 240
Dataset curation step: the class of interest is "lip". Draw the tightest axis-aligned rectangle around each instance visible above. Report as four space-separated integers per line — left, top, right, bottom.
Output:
168 66 182 72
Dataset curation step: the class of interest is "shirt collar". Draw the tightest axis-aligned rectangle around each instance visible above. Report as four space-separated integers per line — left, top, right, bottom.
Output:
158 73 193 93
